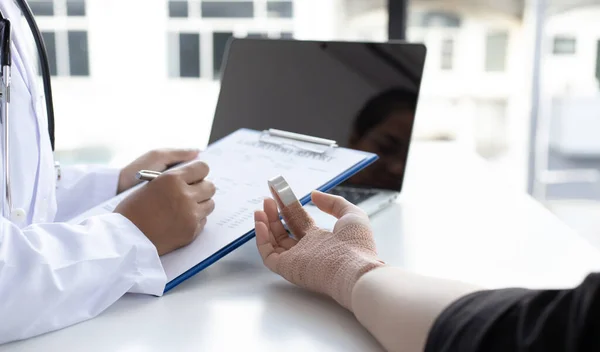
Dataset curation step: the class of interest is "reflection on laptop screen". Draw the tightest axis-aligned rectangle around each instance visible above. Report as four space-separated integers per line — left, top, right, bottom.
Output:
208 39 426 192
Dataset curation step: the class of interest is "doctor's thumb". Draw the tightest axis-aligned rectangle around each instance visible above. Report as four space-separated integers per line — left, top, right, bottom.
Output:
160 148 201 164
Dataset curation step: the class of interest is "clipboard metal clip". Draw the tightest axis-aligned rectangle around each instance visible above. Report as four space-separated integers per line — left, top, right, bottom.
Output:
259 129 338 155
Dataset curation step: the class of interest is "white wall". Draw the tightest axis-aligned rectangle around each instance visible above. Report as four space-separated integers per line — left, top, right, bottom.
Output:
293 0 345 40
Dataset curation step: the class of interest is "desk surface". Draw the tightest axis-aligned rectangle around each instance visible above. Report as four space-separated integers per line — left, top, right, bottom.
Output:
4 142 600 352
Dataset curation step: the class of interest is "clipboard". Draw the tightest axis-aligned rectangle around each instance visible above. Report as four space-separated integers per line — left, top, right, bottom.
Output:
66 128 378 293
163 128 377 292
258 128 338 155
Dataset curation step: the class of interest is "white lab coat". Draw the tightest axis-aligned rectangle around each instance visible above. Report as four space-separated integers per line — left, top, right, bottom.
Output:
0 1 166 344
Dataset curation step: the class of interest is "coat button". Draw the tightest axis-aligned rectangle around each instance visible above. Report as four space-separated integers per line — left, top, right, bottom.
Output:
10 208 27 223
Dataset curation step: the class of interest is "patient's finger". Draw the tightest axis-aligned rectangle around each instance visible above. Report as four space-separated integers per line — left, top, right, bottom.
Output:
263 198 297 249
255 221 280 272
280 201 316 240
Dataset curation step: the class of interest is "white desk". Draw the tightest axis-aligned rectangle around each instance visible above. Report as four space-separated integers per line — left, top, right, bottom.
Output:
4 142 600 352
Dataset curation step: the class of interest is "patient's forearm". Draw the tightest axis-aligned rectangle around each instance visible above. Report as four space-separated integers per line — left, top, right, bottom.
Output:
351 267 480 352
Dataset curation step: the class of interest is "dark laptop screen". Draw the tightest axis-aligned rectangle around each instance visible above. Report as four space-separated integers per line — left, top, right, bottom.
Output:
208 39 426 192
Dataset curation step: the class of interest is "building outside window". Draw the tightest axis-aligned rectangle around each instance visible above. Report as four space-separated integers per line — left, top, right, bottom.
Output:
441 38 454 70
167 0 294 79
66 0 86 16
169 0 188 18
409 10 461 28
267 1 293 18
485 31 508 72
201 1 254 18
30 0 90 77
596 40 600 87
41 32 58 75
553 36 577 55
212 32 233 77
29 0 55 16
168 32 201 78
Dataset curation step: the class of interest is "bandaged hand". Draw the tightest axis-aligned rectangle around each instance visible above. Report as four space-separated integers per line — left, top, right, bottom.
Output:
254 190 385 310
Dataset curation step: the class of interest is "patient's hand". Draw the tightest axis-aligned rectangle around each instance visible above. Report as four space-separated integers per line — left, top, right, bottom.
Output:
254 191 384 310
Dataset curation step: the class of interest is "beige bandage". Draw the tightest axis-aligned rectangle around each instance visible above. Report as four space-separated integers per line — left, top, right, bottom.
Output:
277 201 384 310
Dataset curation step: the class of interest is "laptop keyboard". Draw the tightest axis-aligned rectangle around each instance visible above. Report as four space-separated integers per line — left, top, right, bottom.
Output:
329 186 378 205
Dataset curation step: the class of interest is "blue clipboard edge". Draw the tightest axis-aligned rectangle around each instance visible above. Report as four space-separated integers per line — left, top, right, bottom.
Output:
163 151 379 293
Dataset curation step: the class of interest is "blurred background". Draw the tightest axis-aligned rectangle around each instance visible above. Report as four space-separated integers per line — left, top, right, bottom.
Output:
28 0 600 246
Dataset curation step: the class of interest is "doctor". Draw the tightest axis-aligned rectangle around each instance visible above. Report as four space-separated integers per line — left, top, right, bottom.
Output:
0 0 216 344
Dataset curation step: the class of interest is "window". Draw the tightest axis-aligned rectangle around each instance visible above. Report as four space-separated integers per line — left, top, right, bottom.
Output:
213 32 233 77
168 32 201 78
246 33 268 38
201 1 254 18
267 1 293 18
31 0 86 16
41 32 58 76
441 38 453 70
167 0 295 78
180 33 201 78
66 0 86 16
39 31 89 76
68 31 89 76
553 36 576 55
169 0 188 18
32 0 89 76
410 10 461 28
29 0 54 16
485 32 509 72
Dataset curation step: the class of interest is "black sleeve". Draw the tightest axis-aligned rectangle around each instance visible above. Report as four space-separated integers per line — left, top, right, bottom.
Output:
424 273 600 352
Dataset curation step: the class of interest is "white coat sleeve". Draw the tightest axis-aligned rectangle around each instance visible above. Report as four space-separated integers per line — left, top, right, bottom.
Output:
0 213 167 344
54 165 122 222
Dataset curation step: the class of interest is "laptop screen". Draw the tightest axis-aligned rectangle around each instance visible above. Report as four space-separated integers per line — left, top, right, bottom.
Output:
208 39 426 192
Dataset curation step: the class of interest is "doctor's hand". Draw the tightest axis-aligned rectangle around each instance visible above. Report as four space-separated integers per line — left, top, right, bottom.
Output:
117 148 201 194
115 161 216 256
254 191 385 310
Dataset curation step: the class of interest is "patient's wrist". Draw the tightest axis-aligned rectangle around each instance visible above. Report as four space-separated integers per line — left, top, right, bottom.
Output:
332 249 385 311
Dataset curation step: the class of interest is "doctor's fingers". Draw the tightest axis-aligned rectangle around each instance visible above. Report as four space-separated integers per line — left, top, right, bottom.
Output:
152 148 200 165
188 179 216 203
195 199 216 219
195 217 208 236
175 160 210 184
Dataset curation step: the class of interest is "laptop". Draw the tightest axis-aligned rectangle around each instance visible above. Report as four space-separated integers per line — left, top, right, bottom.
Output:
208 38 426 218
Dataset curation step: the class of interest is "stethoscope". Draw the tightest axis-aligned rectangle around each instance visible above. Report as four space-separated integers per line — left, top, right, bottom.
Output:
0 0 56 221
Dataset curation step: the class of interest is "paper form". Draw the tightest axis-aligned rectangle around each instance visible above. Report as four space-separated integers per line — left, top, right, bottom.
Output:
68 129 374 283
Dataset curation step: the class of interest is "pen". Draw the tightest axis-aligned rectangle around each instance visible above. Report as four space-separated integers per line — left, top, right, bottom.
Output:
136 170 162 181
